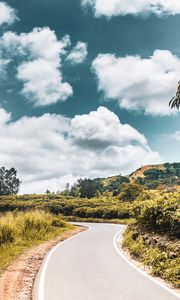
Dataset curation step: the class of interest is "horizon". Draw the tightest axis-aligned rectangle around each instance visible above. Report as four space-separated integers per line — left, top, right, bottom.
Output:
0 0 179 193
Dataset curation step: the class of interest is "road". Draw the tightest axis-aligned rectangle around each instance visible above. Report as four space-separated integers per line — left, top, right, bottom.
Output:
35 223 179 300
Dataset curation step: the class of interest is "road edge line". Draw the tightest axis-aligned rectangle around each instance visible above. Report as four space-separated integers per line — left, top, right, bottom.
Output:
113 228 180 299
37 225 91 300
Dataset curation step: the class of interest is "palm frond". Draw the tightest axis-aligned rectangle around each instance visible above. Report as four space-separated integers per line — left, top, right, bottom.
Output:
169 84 180 109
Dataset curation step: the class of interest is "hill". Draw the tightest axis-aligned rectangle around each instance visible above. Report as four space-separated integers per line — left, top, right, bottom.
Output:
130 162 180 190
130 164 165 179
99 162 180 192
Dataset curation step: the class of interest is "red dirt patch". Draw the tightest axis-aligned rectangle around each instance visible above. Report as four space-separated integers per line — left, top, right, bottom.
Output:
0 226 85 300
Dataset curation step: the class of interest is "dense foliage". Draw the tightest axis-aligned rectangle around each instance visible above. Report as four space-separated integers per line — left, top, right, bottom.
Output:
123 227 180 288
132 191 180 237
0 193 133 221
136 163 180 190
69 175 130 198
118 182 144 202
70 178 104 198
68 163 180 198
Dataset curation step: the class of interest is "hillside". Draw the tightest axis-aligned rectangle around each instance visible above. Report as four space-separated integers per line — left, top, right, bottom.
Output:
131 162 180 190
99 162 180 192
130 164 165 179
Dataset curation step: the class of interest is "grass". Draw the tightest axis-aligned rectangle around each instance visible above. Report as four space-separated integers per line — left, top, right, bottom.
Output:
122 226 180 288
64 216 134 225
0 194 133 223
0 210 74 270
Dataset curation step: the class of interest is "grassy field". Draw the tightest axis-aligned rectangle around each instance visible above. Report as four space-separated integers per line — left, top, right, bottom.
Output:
0 194 133 222
0 210 74 270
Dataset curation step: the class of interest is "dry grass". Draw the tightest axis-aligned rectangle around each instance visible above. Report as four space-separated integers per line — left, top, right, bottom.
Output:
0 210 74 270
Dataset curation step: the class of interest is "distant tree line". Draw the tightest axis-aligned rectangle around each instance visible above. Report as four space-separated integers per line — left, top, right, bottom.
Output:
68 176 130 199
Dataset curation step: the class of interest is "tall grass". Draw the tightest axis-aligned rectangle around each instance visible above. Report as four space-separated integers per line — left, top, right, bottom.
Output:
0 210 73 269
123 227 180 288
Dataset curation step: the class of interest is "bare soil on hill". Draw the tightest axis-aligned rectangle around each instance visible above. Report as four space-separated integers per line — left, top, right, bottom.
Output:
130 164 165 179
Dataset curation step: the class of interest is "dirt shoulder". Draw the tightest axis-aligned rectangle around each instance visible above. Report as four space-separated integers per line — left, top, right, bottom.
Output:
0 226 86 300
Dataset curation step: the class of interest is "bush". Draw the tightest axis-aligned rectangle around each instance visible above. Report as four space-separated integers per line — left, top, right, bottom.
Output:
132 192 180 237
123 227 180 288
0 210 69 245
0 224 15 245
20 211 52 239
51 216 67 228
119 182 144 202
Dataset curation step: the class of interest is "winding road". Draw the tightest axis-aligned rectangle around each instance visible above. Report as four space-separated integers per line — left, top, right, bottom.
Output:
34 223 180 300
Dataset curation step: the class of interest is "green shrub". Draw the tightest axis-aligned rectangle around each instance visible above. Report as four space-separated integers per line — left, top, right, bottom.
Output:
51 216 67 228
123 227 180 288
132 192 180 237
119 182 144 202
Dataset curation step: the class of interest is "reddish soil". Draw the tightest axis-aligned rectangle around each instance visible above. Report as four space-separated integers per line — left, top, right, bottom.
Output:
0 226 85 300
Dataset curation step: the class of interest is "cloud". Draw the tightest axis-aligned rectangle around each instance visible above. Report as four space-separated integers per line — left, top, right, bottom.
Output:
0 106 161 193
92 50 180 116
0 58 9 78
0 28 83 106
170 131 180 141
0 2 17 26
66 42 88 64
71 106 147 147
81 0 180 18
17 58 73 106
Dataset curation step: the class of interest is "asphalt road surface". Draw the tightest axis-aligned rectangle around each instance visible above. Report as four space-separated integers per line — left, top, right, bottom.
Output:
35 223 179 300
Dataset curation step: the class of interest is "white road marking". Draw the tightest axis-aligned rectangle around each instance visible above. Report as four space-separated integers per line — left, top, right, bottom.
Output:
113 228 180 299
37 223 180 300
38 225 91 300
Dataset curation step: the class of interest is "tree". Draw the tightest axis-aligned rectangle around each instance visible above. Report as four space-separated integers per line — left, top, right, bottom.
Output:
71 178 104 199
169 82 180 109
45 189 51 194
119 182 144 202
0 167 21 195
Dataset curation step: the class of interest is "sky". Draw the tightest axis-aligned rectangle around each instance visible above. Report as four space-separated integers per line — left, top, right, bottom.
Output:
0 0 179 193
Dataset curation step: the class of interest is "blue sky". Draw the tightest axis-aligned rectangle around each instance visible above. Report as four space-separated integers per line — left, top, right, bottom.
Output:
0 0 179 193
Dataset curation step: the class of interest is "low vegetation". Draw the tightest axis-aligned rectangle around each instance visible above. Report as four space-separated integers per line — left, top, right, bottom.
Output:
0 193 134 223
0 210 73 269
0 162 179 289
123 227 180 288
123 191 180 287
132 191 180 237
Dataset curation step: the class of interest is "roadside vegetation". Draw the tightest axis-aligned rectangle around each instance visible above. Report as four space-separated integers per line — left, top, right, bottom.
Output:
122 191 180 288
0 163 179 288
0 193 134 223
0 210 73 270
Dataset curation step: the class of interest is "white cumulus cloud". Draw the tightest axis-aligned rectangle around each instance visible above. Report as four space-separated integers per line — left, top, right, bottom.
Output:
92 50 180 116
0 28 88 106
0 2 17 26
66 41 88 64
0 27 73 106
170 131 180 142
0 58 10 78
81 0 180 18
0 106 161 194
